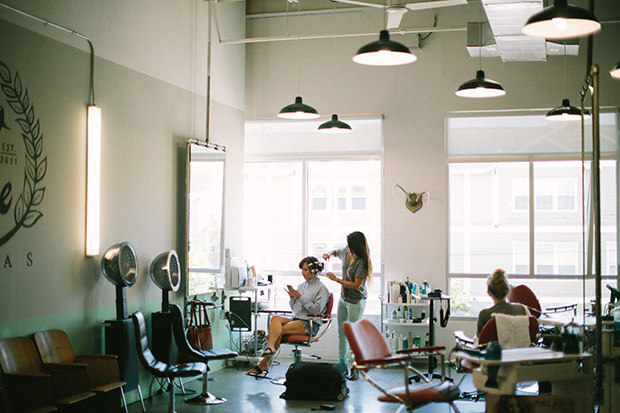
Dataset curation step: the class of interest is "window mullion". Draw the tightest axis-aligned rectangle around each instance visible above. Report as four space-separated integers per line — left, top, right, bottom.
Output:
302 160 308 257
529 162 535 276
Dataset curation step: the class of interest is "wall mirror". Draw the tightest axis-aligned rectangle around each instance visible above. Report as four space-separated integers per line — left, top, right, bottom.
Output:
185 139 226 296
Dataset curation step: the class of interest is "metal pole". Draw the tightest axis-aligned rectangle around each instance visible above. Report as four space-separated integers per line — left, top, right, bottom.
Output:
591 64 603 406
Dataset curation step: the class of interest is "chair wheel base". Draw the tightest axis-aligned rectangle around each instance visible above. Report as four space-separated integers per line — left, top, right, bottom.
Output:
185 392 227 405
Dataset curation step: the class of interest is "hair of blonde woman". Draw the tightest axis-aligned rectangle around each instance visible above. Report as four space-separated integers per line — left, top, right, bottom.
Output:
347 231 373 283
487 268 510 300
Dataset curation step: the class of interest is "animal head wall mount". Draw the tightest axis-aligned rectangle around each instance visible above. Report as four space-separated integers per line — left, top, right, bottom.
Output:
393 183 429 214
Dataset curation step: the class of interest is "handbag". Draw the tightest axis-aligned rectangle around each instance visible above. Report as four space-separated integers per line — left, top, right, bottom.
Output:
186 300 213 351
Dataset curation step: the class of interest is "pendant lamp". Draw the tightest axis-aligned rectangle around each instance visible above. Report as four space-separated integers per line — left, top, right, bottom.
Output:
278 96 320 119
318 114 353 134
522 0 600 40
318 7 352 134
353 30 417 66
546 98 591 121
277 1 319 119
456 9 505 99
611 62 620 80
456 70 506 98
546 44 591 121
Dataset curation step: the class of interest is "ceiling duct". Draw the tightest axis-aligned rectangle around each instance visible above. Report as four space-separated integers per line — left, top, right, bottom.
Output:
466 22 499 58
479 0 579 62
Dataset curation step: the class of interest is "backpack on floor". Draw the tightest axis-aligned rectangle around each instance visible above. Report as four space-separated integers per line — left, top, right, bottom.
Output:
280 361 349 401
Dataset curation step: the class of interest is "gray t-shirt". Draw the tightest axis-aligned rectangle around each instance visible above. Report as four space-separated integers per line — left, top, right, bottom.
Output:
335 247 368 303
477 301 527 335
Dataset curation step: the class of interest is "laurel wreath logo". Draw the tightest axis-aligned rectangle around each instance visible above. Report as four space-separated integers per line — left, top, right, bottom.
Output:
0 60 47 247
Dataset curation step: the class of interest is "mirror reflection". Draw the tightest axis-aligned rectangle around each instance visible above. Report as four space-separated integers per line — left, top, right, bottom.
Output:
186 140 226 296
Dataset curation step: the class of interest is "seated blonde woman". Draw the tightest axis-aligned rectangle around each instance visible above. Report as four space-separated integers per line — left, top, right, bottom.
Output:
477 269 529 337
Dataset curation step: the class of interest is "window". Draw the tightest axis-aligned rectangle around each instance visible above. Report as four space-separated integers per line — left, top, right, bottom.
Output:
446 109 619 317
244 117 383 314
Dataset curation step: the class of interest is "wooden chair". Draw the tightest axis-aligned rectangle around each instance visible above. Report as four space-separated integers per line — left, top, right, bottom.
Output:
131 310 207 413
278 292 334 363
0 337 95 412
168 304 238 405
33 329 127 413
343 319 461 412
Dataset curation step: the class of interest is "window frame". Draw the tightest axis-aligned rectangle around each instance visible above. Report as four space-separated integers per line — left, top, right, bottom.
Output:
243 117 384 315
445 108 620 318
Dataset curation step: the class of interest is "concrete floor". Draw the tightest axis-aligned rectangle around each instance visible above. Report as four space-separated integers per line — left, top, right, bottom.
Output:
126 357 485 413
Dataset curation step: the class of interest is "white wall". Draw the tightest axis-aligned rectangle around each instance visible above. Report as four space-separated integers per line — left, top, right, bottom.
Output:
244 3 620 351
0 0 246 399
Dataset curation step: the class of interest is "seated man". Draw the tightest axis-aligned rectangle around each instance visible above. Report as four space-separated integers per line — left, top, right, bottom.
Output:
477 268 529 337
247 256 329 378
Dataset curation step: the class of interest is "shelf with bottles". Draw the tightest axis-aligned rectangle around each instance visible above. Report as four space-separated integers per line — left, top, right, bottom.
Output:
383 319 429 327
385 278 432 305
384 330 430 353
384 303 429 326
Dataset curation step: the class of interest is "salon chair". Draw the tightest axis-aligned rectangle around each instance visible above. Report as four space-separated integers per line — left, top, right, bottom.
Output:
277 292 334 363
0 337 95 412
508 284 578 345
508 284 578 320
33 329 127 413
131 310 207 413
344 319 461 412
451 314 539 399
168 303 237 405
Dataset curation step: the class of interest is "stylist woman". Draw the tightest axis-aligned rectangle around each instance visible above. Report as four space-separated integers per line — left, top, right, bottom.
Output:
323 231 372 380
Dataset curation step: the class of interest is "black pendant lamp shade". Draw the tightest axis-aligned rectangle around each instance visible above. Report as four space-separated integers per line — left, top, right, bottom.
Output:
546 98 591 121
353 30 417 66
318 114 353 134
455 70 506 98
611 62 620 80
522 0 601 39
277 96 320 120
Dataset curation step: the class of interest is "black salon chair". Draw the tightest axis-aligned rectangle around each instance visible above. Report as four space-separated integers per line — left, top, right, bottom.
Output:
168 304 238 405
131 310 207 413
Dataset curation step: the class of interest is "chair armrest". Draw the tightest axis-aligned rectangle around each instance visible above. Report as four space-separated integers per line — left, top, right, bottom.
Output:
454 330 475 347
75 354 117 361
361 353 434 367
261 309 293 315
74 354 121 387
306 313 331 319
43 362 92 398
544 303 578 314
396 346 446 355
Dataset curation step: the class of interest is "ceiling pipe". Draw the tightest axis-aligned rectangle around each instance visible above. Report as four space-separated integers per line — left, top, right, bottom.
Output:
218 27 466 45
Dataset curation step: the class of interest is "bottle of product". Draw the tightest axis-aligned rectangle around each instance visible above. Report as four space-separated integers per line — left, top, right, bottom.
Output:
422 280 430 295
403 305 408 321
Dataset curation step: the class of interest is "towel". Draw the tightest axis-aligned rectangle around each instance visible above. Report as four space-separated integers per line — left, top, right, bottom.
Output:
494 313 532 349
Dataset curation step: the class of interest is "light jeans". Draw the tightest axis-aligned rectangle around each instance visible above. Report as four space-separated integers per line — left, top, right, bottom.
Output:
337 296 366 365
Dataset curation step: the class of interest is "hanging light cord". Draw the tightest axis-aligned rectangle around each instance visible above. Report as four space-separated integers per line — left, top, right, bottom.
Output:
297 0 301 96
478 1 482 71
0 3 96 106
331 2 337 108
563 42 567 99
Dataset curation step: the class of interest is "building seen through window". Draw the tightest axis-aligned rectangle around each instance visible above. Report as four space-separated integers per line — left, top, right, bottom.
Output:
446 110 619 317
